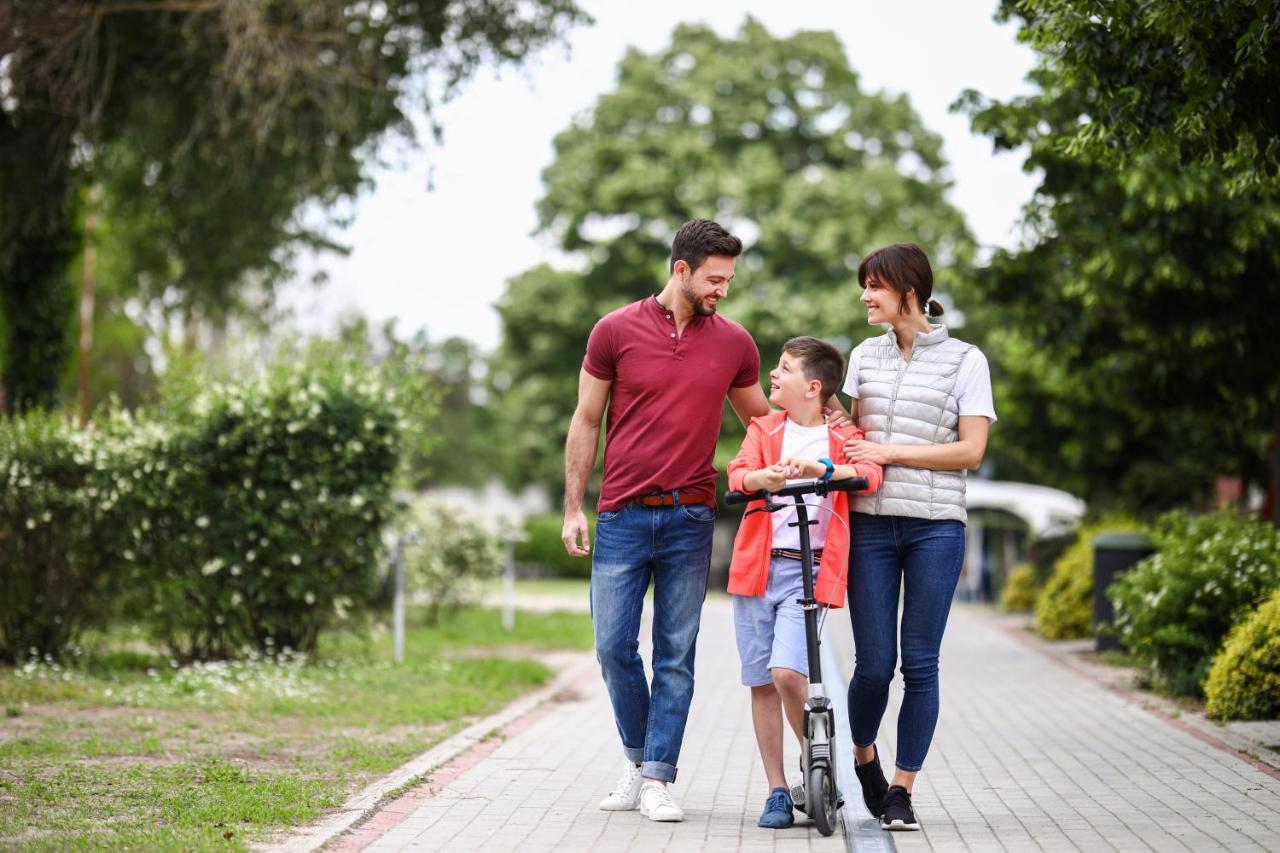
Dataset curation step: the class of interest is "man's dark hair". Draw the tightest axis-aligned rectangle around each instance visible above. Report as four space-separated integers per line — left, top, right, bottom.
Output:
782 336 845 403
670 219 742 274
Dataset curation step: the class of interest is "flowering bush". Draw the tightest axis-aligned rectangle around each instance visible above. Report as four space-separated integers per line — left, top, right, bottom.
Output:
1110 510 1280 697
0 411 136 661
1204 586 1280 721
400 499 503 624
124 349 402 660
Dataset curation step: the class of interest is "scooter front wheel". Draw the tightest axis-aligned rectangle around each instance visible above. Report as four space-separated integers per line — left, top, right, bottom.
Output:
809 763 838 836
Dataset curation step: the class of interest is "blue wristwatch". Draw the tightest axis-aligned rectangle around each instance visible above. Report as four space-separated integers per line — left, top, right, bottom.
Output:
817 457 835 482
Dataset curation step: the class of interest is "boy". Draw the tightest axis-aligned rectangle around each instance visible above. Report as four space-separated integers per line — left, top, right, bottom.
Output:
726 336 883 829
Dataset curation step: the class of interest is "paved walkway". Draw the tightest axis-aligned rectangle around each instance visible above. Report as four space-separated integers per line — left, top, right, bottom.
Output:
332 596 1280 852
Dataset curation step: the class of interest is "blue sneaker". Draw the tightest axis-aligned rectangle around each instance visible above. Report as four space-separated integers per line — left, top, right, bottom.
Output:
757 786 794 828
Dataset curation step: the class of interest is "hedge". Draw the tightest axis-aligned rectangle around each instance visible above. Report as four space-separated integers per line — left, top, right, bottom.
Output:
1 348 403 661
1034 517 1142 640
1204 586 1280 721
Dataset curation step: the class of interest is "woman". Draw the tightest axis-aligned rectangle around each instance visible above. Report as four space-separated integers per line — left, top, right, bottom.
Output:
829 243 996 831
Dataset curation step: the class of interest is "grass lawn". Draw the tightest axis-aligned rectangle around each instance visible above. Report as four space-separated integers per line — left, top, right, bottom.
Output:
0 606 593 851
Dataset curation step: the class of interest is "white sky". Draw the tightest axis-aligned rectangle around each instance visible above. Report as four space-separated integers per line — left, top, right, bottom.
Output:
280 0 1040 351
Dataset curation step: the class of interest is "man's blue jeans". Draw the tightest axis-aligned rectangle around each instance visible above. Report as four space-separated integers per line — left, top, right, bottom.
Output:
846 512 965 772
590 502 714 783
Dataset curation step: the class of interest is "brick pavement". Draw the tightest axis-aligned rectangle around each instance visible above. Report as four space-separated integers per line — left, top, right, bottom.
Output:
333 597 1280 852
824 605 1280 852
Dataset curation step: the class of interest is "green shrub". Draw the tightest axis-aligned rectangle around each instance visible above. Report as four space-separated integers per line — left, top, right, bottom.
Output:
1000 563 1038 613
515 513 596 579
125 351 402 660
1110 509 1280 696
0 411 136 661
401 499 503 624
1204 587 1280 721
1035 517 1142 640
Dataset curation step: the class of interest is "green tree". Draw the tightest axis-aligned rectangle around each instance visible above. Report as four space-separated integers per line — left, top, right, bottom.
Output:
492 18 977 497
0 0 585 412
959 7 1280 516
1005 0 1280 194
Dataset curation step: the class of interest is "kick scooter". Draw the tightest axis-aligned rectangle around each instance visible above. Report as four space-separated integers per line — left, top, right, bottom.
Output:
726 475 867 837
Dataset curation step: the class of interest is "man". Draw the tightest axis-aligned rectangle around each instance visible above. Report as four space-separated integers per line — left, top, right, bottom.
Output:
562 219 771 822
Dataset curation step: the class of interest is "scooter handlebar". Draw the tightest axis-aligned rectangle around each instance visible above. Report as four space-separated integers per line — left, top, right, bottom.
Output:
724 476 870 506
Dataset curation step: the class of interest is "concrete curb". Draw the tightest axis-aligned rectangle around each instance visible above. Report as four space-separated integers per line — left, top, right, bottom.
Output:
256 650 598 853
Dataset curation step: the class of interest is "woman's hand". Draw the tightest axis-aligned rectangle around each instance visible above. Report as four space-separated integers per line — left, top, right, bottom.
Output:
844 438 896 465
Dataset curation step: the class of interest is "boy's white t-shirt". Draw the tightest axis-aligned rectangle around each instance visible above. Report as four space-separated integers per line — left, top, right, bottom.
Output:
841 340 998 421
770 419 835 551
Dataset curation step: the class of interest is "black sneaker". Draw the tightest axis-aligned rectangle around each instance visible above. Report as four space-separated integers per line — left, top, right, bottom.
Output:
879 785 920 831
854 747 889 817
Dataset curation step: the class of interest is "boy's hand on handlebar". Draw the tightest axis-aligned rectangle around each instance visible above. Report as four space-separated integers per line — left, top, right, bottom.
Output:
561 509 590 557
779 457 825 479
750 463 789 492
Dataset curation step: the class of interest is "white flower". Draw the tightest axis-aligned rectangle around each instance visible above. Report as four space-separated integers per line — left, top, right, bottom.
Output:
290 554 301 566
304 591 316 605
195 516 210 528
201 558 224 576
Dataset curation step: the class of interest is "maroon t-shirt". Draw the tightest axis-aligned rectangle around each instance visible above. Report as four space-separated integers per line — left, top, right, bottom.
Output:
584 295 761 512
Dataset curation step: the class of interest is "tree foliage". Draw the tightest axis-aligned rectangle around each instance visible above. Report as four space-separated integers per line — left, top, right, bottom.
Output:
492 18 976 496
960 6 1280 514
0 0 585 411
1006 0 1280 194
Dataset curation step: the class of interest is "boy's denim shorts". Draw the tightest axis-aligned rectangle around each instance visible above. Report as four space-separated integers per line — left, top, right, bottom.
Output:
732 555 815 686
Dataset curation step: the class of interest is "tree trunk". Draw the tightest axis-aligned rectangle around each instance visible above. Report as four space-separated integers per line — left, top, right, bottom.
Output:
76 206 96 428
1271 415 1280 527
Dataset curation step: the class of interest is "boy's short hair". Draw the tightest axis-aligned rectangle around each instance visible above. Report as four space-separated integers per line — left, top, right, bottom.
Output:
783 336 844 403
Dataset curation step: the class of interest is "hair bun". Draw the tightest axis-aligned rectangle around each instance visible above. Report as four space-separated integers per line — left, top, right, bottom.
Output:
926 298 944 318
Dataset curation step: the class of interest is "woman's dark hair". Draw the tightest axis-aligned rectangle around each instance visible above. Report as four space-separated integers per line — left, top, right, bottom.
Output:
856 243 943 318
670 219 743 274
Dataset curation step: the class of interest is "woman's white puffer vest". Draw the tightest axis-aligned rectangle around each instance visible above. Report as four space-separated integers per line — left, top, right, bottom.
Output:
853 324 972 523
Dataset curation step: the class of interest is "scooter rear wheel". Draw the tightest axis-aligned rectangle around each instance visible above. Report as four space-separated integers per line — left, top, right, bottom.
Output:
809 764 838 836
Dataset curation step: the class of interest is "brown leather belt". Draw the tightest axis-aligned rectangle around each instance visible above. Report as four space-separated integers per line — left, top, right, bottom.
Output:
771 547 823 561
631 489 714 507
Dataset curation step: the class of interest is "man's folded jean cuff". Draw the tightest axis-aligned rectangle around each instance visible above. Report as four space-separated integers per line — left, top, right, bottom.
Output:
623 747 644 765
641 760 676 783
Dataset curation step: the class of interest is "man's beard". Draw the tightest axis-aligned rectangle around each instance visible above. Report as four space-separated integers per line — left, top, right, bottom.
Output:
681 281 717 316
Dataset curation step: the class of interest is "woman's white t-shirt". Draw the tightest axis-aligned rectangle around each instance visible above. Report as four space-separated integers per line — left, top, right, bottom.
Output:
841 339 997 422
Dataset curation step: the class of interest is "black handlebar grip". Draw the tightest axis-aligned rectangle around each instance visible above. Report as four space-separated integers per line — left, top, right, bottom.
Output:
724 476 870 505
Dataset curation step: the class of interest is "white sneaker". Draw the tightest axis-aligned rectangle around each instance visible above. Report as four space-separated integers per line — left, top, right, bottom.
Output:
639 781 684 822
598 762 643 811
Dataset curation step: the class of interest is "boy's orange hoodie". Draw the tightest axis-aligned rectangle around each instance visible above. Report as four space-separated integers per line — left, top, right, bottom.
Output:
726 410 883 608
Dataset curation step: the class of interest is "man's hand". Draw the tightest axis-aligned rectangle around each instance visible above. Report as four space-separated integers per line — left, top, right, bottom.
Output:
562 508 591 556
844 438 895 465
